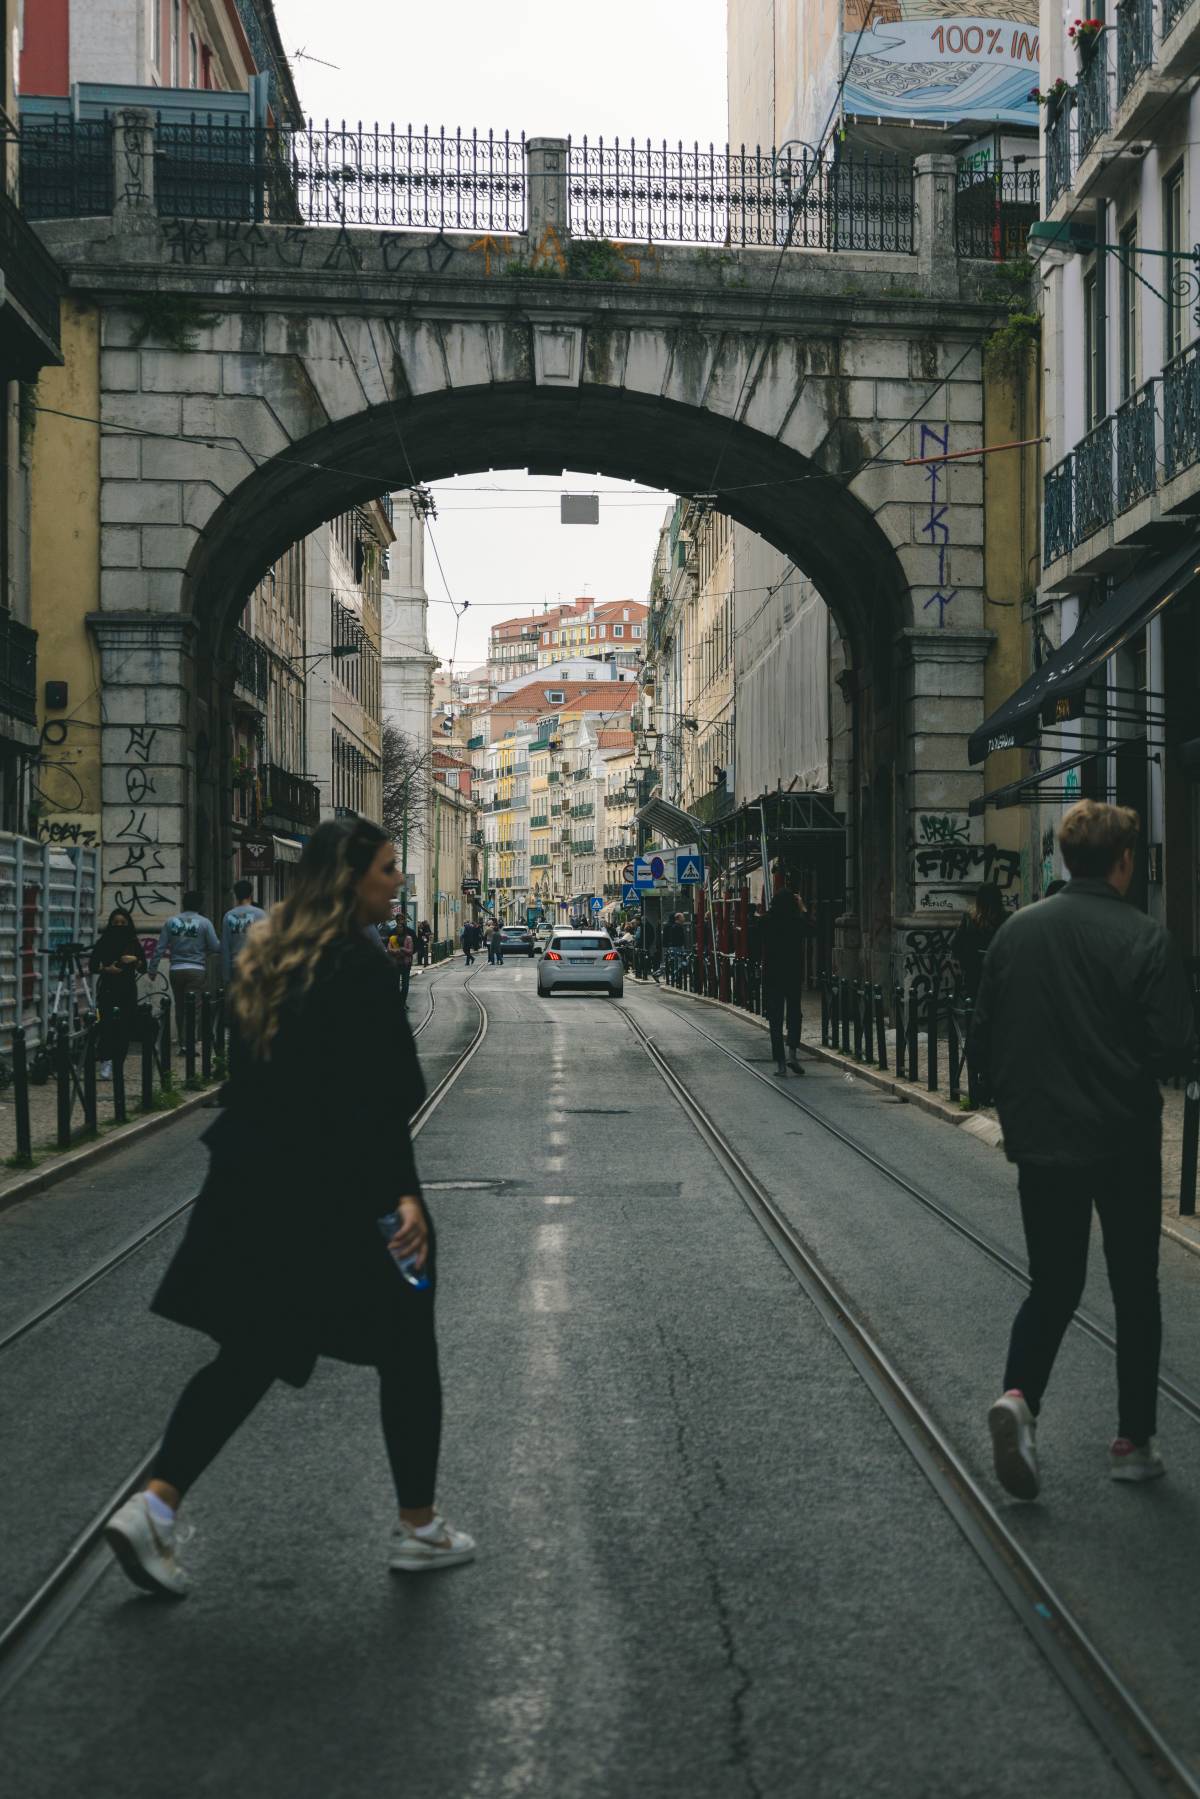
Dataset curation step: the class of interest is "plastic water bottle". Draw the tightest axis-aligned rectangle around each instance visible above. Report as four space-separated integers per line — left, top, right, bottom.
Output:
376 1212 431 1290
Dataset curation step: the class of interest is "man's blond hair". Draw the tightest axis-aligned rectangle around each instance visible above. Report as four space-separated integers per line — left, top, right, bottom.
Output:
1057 800 1139 878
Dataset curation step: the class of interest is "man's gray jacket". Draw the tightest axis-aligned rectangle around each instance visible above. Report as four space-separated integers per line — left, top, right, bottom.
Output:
972 879 1195 1167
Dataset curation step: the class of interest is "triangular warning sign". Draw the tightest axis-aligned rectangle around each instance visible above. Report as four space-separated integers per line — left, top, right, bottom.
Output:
679 859 701 881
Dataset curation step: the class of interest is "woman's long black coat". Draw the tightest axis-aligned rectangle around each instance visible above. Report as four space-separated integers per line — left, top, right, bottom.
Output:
152 933 427 1386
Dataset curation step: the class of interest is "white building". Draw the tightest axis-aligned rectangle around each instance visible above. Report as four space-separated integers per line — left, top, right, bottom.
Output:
381 493 437 924
304 502 391 828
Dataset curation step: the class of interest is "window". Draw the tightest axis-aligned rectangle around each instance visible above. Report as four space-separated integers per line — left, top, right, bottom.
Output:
1083 269 1103 430
612 624 624 638
1119 219 1139 400
170 0 180 84
189 30 198 85
633 624 643 638
151 0 162 68
1164 164 1185 362
547 690 565 704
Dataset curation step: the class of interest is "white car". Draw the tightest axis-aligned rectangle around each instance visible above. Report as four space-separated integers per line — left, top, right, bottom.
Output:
537 929 624 998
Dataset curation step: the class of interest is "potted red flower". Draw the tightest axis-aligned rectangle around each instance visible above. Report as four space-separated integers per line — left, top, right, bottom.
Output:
1068 16 1105 57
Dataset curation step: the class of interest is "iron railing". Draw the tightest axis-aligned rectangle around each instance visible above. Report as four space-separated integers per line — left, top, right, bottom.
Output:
1046 103 1074 209
262 763 320 828
1075 416 1115 539
19 116 114 219
954 160 1040 259
0 186 63 355
232 625 269 701
567 138 914 250
1116 380 1157 510
1075 39 1111 160
1163 344 1200 481
0 613 37 725
1163 0 1190 33
1044 456 1074 565
1117 0 1154 103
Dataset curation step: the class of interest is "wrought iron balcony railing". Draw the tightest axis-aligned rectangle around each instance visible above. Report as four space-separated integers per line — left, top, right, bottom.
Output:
263 763 321 828
1164 0 1190 34
1044 457 1074 566
232 625 269 701
1117 0 1154 103
0 187 63 361
954 160 1040 260
1075 40 1111 161
1116 380 1157 511
1163 345 1200 482
1046 104 1074 210
1075 416 1115 541
18 116 114 220
0 613 37 726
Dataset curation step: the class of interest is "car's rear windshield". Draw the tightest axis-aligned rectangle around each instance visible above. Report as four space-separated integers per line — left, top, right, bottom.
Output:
551 936 609 951
500 927 527 934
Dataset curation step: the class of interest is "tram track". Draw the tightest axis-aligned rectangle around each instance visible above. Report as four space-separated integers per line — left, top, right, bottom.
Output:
651 990 1200 1433
616 1000 1200 1799
0 963 486 1705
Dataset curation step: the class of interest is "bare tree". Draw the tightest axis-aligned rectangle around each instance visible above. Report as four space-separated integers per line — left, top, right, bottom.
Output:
380 722 431 853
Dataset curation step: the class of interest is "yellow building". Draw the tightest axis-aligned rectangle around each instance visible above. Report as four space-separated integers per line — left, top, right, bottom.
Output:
528 730 553 915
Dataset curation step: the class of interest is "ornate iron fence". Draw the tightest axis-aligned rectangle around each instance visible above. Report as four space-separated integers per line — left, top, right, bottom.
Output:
1163 0 1189 34
1046 103 1074 209
566 139 914 250
232 625 269 701
1075 40 1111 160
954 159 1040 259
1075 416 1115 540
1044 456 1074 565
19 115 113 219
1117 0 1154 103
1163 344 1200 481
0 613 37 725
1116 380 1157 510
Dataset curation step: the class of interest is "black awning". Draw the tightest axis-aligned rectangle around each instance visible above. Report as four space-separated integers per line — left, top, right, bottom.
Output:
968 536 1200 765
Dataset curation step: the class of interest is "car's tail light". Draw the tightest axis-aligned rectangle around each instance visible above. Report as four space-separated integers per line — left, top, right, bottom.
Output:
545 950 562 961
603 951 620 961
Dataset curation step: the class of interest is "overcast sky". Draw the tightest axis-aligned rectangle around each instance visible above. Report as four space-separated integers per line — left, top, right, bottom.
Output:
274 0 728 669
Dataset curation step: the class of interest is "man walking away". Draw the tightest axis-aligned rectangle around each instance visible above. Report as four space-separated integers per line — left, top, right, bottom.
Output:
974 801 1195 1500
461 920 477 966
220 881 266 986
152 892 220 1050
661 911 688 982
762 887 809 1078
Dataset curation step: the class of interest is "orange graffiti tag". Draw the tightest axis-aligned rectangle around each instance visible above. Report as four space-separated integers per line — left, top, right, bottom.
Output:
530 225 567 274
613 240 657 283
466 233 514 275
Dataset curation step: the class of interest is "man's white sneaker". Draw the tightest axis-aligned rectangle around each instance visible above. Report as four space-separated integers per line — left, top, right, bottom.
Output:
988 1389 1040 1501
103 1493 190 1598
1110 1437 1166 1483
389 1514 477 1573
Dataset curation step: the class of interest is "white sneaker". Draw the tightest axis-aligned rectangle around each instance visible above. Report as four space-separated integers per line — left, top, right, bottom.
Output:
988 1390 1040 1501
1110 1437 1166 1483
389 1514 477 1573
99 1061 112 1080
104 1492 190 1598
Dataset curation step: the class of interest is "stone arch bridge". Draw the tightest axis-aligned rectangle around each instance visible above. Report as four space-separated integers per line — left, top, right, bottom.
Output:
32 117 1015 975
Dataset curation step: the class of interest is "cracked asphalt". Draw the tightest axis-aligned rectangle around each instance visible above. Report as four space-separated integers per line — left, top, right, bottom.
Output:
2 959 1179 1796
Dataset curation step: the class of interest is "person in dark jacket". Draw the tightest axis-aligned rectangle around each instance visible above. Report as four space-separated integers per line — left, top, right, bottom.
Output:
761 888 809 1077
461 920 480 965
951 882 1007 1003
974 800 1196 1501
90 908 147 1080
103 819 475 1597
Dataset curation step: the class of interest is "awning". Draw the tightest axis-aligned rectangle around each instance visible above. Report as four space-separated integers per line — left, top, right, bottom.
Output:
968 535 1200 765
272 835 304 863
635 795 705 843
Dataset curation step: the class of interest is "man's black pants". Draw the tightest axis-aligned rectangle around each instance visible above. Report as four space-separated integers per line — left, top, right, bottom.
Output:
765 985 802 1063
1004 1145 1162 1443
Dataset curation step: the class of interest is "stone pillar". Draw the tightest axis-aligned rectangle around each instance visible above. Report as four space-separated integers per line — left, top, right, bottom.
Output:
88 613 196 928
913 154 958 301
112 108 156 230
526 137 570 254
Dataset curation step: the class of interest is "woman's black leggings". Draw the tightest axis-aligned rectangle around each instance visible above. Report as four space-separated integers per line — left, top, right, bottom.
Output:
151 1318 443 1510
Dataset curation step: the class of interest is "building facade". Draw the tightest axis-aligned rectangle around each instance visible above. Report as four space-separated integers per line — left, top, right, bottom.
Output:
305 502 391 829
381 492 437 924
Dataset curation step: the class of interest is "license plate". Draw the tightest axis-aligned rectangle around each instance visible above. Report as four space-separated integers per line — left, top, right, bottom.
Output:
567 957 591 964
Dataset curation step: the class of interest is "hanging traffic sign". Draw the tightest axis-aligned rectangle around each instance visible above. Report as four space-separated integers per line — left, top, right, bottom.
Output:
633 857 655 888
590 896 604 913
622 862 634 884
621 885 642 908
676 855 705 884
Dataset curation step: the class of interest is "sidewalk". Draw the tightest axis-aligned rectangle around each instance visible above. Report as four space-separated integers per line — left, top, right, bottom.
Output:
651 979 1200 1259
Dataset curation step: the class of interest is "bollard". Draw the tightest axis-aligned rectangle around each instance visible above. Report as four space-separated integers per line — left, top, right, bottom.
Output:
82 1014 98 1134
820 977 829 1047
141 1011 155 1110
863 982 874 1065
927 989 939 1092
906 988 919 1082
874 986 888 1072
892 985 903 1075
840 978 851 1055
1180 1067 1199 1217
830 979 840 1047
964 998 978 1106
55 1021 72 1149
201 990 213 1082
11 1027 32 1162
185 992 197 1084
112 1013 127 1125
852 984 863 1061
159 998 173 1086
947 1006 961 1103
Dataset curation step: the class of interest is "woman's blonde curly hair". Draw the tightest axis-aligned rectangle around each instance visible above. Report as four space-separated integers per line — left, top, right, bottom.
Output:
231 817 389 1059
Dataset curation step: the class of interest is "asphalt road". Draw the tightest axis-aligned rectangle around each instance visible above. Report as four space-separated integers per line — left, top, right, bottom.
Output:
4 957 1193 1796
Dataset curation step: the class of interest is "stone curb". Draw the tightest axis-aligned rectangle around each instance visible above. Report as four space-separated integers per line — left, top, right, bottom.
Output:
643 977 1200 1264
0 1087 214 1219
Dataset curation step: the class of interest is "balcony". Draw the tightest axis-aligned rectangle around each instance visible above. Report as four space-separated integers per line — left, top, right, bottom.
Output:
263 763 320 829
547 771 560 784
1046 103 1073 211
1163 346 1200 483
570 802 594 819
1044 457 1074 567
1116 0 1153 103
1116 381 1156 512
531 854 550 867
1075 417 1114 542
531 813 549 828
232 625 268 702
1075 41 1111 163
954 160 1040 261
0 187 64 376
572 838 595 854
0 613 38 726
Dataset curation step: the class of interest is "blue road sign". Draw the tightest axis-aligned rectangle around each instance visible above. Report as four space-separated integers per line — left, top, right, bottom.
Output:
621 885 642 908
650 854 666 879
591 896 604 912
633 857 655 888
676 855 705 884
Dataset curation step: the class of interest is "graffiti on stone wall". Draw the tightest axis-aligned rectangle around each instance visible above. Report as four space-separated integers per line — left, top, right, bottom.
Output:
909 811 1020 910
109 725 175 919
901 924 958 999
918 422 956 629
37 817 99 848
